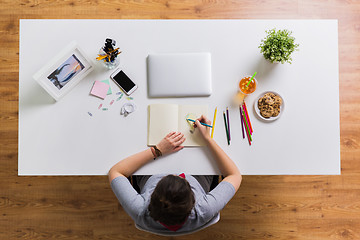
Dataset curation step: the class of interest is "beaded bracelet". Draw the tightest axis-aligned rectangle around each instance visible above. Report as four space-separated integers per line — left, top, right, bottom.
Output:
150 147 157 160
154 145 162 157
151 146 162 160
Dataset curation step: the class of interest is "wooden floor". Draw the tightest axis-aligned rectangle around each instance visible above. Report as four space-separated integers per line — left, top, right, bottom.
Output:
1 0 359 239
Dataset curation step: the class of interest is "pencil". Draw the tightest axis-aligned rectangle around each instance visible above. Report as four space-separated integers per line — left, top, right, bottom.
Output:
211 107 217 139
239 106 245 139
223 111 230 145
226 107 231 141
186 119 213 128
242 108 252 144
243 102 253 134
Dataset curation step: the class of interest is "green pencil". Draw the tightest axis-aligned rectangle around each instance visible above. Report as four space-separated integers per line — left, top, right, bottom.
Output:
242 108 252 142
223 111 230 145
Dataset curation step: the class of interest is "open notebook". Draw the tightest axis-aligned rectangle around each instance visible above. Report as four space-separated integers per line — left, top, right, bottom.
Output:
148 104 208 146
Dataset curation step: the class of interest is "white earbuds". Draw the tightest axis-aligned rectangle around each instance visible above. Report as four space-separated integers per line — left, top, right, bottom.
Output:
120 102 136 116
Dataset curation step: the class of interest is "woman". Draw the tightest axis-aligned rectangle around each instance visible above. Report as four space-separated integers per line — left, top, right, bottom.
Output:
108 115 242 235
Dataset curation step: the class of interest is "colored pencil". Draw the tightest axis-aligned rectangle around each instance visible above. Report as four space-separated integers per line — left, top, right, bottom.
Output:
243 112 252 145
211 107 217 139
226 107 231 141
242 108 252 144
243 102 253 134
223 111 230 145
186 119 213 128
239 106 245 139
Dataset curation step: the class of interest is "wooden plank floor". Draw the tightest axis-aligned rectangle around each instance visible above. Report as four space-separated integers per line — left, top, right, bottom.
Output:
1 0 359 239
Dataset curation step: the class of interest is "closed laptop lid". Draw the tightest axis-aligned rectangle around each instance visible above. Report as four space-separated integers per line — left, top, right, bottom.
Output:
147 53 212 97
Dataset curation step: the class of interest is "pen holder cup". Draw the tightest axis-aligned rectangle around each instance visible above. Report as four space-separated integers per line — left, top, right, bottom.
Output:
98 48 120 70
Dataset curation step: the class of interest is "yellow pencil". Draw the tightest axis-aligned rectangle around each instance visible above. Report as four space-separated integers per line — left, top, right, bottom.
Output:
211 107 217 138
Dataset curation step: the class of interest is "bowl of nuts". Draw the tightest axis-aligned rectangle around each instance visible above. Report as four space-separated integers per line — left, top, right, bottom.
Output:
254 91 284 122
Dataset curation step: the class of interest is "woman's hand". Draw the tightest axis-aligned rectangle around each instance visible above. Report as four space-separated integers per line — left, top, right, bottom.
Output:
194 115 212 142
156 132 186 155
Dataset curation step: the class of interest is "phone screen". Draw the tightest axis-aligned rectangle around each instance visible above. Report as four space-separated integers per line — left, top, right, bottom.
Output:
113 70 135 92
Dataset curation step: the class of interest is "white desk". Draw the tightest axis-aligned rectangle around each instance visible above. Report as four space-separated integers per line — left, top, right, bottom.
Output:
19 19 340 175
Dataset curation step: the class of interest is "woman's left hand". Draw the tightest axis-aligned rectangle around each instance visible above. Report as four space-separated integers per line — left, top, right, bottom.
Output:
156 132 186 155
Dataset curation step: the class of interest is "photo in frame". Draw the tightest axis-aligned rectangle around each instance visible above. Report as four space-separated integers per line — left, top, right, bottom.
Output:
33 41 94 101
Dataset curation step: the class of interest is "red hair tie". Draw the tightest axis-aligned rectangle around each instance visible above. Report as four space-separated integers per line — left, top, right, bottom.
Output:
179 173 185 179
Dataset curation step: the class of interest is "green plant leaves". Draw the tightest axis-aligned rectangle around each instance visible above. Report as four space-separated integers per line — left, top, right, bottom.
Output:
259 29 299 64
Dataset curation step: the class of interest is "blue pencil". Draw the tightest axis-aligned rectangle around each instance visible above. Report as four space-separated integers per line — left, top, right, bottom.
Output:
186 119 213 128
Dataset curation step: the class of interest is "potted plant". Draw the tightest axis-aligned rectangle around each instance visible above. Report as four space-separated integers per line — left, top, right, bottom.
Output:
259 29 299 64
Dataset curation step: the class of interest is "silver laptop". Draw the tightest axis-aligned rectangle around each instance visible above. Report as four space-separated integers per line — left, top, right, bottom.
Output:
147 53 212 97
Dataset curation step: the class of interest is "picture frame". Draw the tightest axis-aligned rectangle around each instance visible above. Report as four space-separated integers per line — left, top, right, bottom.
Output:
33 41 94 101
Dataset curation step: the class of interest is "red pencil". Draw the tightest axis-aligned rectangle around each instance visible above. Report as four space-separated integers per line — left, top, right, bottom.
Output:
242 108 252 146
243 101 253 134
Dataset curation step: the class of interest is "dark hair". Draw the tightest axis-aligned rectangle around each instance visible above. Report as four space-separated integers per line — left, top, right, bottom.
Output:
148 175 195 226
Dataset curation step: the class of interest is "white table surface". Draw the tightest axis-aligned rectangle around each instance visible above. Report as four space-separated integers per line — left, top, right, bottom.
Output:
19 19 340 175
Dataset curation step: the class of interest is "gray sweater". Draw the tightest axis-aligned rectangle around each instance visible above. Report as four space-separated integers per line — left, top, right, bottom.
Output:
111 174 235 234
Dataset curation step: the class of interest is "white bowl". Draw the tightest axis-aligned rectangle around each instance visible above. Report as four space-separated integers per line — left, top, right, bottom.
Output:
253 91 285 122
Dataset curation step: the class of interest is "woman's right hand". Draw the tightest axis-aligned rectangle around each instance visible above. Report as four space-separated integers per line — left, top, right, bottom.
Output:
194 115 212 142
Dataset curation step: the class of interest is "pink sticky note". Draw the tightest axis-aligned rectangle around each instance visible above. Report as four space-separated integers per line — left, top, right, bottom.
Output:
90 81 110 99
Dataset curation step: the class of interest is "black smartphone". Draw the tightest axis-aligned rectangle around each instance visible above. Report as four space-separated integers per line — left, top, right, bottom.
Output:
110 69 138 95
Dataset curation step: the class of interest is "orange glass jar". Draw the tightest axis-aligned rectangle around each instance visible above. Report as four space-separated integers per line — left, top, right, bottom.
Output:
239 76 257 95
233 76 258 104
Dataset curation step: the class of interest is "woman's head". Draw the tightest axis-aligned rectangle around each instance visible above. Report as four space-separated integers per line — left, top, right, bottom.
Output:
148 175 195 226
